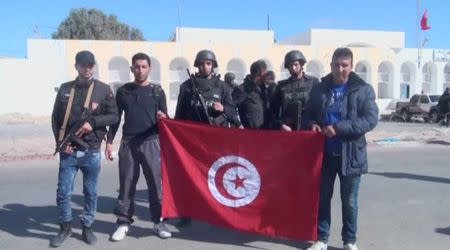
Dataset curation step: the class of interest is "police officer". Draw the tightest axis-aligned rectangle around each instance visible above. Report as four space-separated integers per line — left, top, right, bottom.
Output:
51 50 119 247
174 49 239 227
175 49 239 127
105 53 171 241
233 60 272 129
224 72 238 90
271 50 319 131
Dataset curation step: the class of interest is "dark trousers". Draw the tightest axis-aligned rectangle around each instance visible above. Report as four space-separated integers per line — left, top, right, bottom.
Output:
113 135 162 224
317 154 361 245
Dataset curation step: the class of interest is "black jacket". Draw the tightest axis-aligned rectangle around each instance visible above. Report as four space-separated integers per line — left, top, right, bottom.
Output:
107 82 167 143
52 79 119 150
303 72 378 176
232 75 275 129
271 74 319 130
438 92 450 114
175 74 239 127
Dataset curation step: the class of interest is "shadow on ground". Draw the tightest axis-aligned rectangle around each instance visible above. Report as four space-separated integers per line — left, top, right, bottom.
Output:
0 195 152 243
0 192 342 249
370 172 450 184
435 227 450 236
168 219 342 250
426 139 450 146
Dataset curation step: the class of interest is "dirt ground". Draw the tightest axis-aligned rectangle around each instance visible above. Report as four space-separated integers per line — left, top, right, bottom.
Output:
0 113 449 162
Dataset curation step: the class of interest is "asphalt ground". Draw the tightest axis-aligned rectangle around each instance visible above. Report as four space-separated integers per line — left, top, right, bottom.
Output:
0 145 449 250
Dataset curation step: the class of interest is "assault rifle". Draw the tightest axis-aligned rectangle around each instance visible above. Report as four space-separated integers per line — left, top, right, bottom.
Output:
284 101 303 131
186 69 213 125
54 110 92 155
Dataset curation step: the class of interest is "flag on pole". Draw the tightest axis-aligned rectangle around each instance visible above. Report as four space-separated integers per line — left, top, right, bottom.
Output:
421 10 431 30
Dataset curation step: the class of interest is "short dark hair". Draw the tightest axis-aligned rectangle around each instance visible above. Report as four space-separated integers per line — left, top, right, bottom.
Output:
250 60 267 76
332 47 353 64
132 52 151 66
265 70 275 81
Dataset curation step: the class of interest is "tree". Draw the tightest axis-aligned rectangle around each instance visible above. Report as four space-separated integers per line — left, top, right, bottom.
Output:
52 8 145 41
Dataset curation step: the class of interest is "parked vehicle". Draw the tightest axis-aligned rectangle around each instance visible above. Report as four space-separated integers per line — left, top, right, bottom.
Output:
395 94 440 121
429 104 440 122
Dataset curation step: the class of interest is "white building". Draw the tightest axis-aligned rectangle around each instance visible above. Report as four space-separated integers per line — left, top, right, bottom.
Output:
1 27 449 116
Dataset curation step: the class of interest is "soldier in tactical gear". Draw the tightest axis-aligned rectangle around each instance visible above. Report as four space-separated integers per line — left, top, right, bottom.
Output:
271 50 319 131
175 49 239 127
174 50 240 227
224 72 237 90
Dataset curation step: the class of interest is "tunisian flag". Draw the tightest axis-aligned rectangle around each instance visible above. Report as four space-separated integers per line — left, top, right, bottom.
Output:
159 119 324 241
421 10 431 30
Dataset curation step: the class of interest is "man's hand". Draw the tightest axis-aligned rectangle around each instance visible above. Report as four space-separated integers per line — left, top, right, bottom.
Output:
311 124 322 132
321 125 337 138
76 122 93 137
63 144 74 154
212 102 224 112
105 143 114 161
281 124 292 132
157 110 167 120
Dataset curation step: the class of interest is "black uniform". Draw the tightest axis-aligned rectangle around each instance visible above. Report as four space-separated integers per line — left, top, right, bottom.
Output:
52 79 119 149
271 74 319 130
107 82 167 225
233 75 275 129
175 74 239 127
438 90 450 115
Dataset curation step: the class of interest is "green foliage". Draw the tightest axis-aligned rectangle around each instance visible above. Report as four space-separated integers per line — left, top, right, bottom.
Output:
52 8 145 40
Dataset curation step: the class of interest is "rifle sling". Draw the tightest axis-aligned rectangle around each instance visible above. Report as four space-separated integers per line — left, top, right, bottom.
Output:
58 87 75 143
57 81 95 143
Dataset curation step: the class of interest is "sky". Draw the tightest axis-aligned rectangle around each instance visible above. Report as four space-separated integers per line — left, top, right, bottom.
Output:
0 0 448 58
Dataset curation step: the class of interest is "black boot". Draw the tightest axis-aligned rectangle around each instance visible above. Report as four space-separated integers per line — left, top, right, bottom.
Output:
82 225 97 245
50 222 72 248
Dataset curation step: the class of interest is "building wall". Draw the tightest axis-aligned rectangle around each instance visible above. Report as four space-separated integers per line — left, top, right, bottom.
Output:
1 28 449 116
310 29 405 48
0 58 39 114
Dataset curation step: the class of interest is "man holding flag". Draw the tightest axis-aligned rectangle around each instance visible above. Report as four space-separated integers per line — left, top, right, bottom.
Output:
304 48 378 250
174 49 239 227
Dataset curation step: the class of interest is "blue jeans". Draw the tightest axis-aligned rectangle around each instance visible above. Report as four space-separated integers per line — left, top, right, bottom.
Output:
317 155 361 244
56 149 101 227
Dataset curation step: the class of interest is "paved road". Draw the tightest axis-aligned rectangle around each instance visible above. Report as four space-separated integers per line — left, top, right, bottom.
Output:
0 146 449 250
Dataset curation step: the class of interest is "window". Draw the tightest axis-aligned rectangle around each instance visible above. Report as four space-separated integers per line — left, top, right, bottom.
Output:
429 95 440 103
419 95 430 104
410 95 420 103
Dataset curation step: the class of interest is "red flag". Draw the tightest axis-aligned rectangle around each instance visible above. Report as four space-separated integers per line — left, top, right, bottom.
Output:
159 119 324 241
421 10 431 30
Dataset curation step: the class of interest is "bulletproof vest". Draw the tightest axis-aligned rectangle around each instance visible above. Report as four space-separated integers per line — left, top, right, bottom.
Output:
281 78 312 105
279 77 314 130
191 76 224 121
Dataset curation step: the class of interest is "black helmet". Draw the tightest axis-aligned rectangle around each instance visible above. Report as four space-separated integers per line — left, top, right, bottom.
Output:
284 50 307 68
194 50 218 68
224 72 235 83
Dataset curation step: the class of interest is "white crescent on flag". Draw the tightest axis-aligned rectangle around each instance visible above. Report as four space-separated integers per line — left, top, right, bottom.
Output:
207 155 261 207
